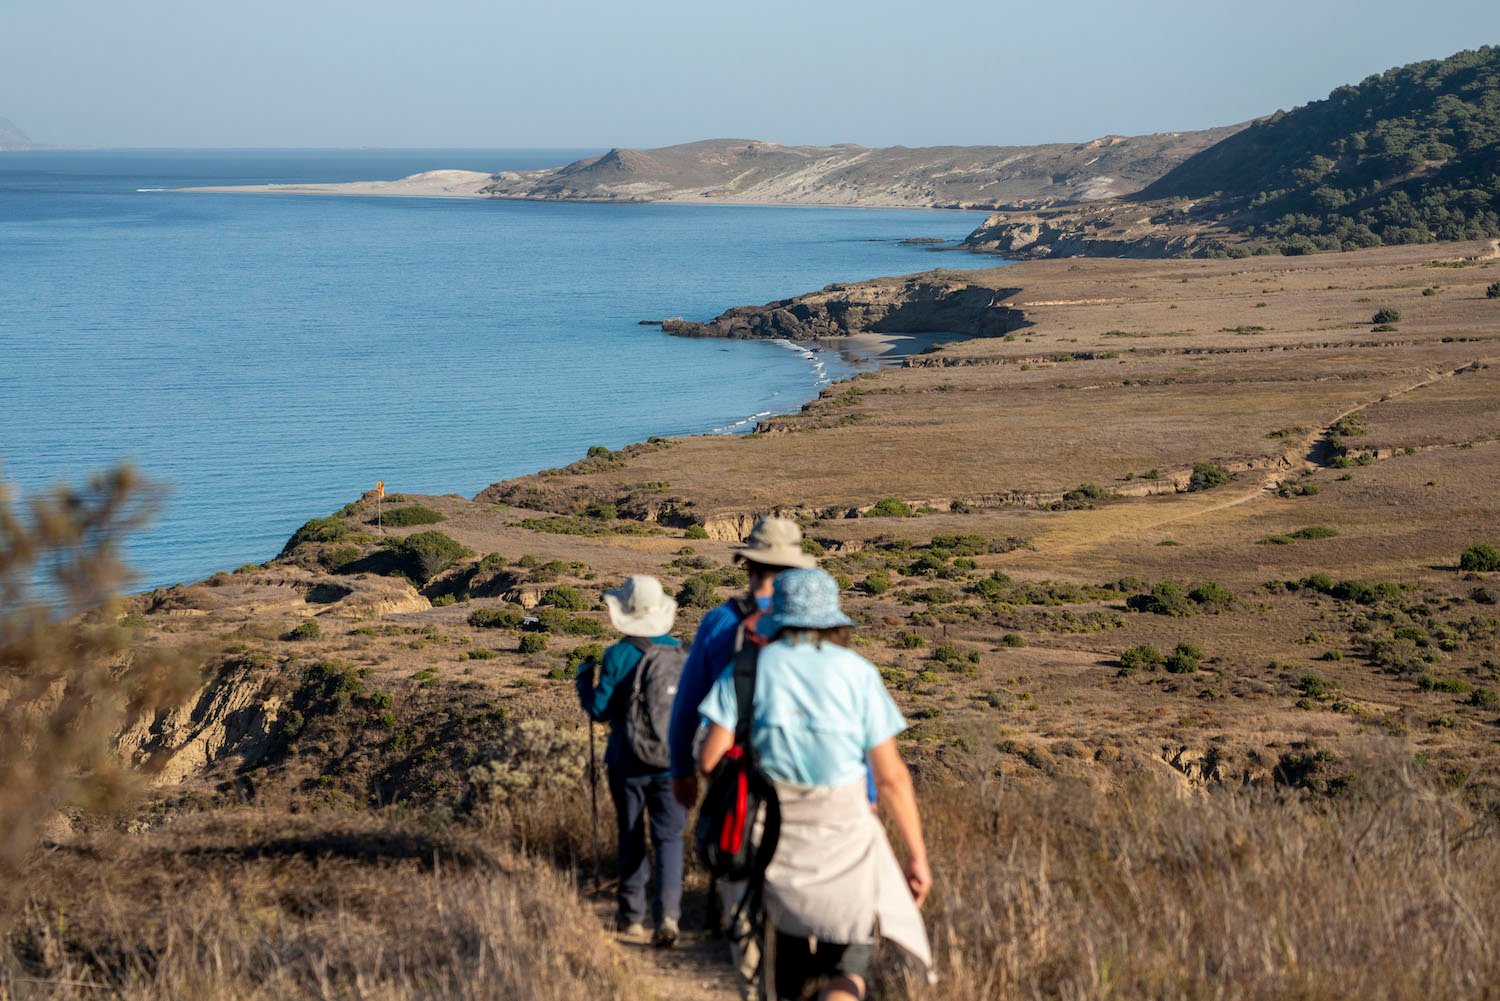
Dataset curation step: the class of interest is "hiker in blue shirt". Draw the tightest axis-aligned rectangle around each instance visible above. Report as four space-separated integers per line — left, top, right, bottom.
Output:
576 574 686 948
665 516 817 996
668 516 816 807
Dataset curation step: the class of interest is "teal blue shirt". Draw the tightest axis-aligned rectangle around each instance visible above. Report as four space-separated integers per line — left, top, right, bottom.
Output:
576 634 681 775
699 637 906 788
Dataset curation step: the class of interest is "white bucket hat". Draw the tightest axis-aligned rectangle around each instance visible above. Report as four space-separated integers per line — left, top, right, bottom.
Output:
602 574 679 638
732 516 817 570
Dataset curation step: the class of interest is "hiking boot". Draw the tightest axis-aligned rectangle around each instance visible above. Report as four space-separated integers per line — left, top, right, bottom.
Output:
616 915 647 938
653 917 679 948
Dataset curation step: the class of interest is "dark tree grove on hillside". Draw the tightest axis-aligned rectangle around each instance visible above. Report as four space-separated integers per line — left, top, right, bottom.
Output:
1143 46 1500 252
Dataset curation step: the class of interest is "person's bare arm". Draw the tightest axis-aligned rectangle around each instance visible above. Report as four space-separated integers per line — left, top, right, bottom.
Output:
868 738 932 907
698 723 735 776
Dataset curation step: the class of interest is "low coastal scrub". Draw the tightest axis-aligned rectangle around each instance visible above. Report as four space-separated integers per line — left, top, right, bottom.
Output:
377 503 445 527
539 586 589 611
282 515 351 553
469 607 524 630
1185 463 1231 492
397 531 473 583
1127 582 1195 617
283 619 322 641
867 497 915 518
1460 543 1500 572
1487 281 1500 299
518 514 659 537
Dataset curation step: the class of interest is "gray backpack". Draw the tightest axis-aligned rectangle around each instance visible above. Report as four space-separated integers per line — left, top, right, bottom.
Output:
623 637 688 769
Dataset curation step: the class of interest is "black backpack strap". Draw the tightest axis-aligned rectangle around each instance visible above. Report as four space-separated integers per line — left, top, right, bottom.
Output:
625 635 655 653
732 642 758 750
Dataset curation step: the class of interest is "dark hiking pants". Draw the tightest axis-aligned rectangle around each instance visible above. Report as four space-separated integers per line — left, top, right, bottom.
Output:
608 768 685 924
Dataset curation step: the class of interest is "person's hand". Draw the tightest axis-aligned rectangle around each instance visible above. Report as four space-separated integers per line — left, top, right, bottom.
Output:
672 775 699 808
904 855 933 909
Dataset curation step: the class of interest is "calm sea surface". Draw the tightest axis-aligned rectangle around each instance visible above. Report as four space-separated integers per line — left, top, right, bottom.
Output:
0 149 995 590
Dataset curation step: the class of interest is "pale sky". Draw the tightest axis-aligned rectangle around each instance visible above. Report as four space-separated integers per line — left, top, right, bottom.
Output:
5 0 1499 149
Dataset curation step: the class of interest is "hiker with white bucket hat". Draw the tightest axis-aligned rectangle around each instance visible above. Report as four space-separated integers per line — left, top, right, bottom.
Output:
698 567 935 1000
576 574 688 947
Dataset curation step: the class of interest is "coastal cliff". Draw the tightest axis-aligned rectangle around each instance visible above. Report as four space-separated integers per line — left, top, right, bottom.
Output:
658 273 1026 342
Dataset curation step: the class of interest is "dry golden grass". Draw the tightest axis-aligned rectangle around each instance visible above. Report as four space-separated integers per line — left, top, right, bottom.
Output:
896 761 1500 1001
3 813 635 1001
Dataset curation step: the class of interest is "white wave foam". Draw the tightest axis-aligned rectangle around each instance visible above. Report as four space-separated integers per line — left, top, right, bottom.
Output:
770 337 832 386
136 188 166 192
708 409 775 435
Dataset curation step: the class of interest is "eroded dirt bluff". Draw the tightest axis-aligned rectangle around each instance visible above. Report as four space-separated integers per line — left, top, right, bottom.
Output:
659 272 1027 341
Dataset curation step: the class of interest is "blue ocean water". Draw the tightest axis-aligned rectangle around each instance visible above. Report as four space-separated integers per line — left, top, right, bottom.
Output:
0 150 994 590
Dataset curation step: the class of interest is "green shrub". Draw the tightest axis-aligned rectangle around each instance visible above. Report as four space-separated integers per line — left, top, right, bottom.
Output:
1486 281 1500 299
319 544 362 572
1298 674 1337 699
931 645 964 664
802 538 827 557
1186 463 1231 492
379 504 445 527
1188 581 1234 607
566 642 607 672
540 586 588 611
1051 483 1117 510
430 594 457 607
893 631 925 649
398 531 472 583
868 497 914 518
1000 633 1026 648
1459 544 1500 572
466 648 498 660
518 633 548 654
1127 582 1195 617
1290 525 1340 540
683 525 710 539
862 571 893 595
283 516 349 553
1470 687 1499 708
283 619 321 641
1164 643 1204 673
1119 644 1165 672
468 607 523 629
1371 306 1402 324
677 573 723 609
528 608 607 637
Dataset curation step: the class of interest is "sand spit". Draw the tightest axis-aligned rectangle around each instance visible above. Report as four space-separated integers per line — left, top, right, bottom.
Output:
178 168 496 198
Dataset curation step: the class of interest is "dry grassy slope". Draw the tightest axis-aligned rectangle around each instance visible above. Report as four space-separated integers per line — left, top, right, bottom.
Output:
477 130 1246 209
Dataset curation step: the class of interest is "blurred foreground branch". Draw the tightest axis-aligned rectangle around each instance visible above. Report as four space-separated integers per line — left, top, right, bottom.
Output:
0 465 197 889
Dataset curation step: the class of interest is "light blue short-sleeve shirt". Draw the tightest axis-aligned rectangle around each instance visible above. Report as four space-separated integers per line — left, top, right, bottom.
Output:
700 637 906 788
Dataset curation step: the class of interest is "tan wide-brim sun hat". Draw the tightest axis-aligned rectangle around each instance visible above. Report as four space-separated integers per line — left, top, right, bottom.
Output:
732 516 817 570
602 574 679 638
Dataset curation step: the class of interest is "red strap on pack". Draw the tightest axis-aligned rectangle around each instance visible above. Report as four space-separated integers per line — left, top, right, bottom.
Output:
719 746 748 853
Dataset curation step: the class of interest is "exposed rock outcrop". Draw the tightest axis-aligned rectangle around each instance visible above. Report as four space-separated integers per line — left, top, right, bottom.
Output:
660 274 1027 342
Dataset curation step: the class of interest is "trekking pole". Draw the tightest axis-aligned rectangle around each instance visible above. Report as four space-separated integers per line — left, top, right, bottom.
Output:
588 719 602 893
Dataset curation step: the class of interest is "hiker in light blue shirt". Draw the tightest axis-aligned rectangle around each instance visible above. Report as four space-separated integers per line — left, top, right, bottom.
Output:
699 632 906 788
698 567 933 1001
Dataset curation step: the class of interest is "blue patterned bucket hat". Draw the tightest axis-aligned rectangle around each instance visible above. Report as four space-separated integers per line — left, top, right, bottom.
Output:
756 567 854 637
